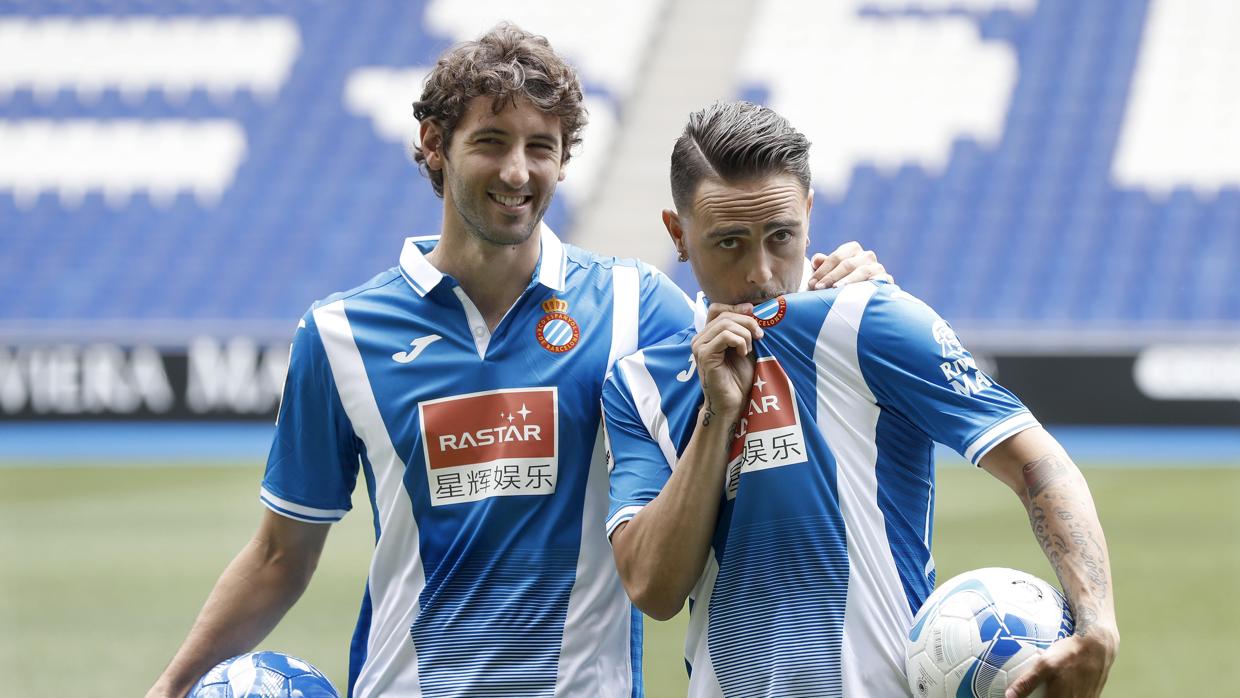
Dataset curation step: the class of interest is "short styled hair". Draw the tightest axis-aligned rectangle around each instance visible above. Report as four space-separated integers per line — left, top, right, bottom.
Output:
669 101 812 213
412 22 587 198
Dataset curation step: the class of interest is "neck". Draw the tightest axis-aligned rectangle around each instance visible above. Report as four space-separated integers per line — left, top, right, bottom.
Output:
426 223 541 330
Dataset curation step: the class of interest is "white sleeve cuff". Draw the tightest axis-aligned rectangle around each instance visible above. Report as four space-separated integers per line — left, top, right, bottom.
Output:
606 504 645 540
962 412 1041 466
260 486 348 524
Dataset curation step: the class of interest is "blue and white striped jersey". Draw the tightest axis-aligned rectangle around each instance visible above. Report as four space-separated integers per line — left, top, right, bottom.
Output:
602 281 1039 697
261 225 694 697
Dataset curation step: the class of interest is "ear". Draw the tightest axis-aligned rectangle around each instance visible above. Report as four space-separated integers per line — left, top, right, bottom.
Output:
420 120 446 171
802 188 815 252
557 158 568 183
662 209 686 257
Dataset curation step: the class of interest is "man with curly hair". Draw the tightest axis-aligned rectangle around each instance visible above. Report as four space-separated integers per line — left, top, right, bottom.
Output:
147 24 887 698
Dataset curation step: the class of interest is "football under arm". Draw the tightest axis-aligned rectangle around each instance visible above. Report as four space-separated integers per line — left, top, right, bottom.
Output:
978 427 1120 652
146 509 331 698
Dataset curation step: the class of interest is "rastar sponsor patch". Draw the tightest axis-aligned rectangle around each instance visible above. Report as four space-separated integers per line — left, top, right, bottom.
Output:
724 357 808 498
419 387 558 506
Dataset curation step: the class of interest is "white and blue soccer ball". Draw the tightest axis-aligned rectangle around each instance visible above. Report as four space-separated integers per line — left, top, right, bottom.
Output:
188 651 341 698
905 567 1074 698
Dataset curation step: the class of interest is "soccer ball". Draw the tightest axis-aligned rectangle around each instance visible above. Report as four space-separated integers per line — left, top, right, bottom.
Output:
188 651 341 698
905 568 1074 698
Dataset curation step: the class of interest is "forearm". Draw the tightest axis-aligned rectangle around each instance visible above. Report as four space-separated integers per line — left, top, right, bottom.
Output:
1019 452 1118 644
148 533 318 697
614 405 734 620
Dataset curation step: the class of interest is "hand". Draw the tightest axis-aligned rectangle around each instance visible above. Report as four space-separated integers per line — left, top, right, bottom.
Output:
692 303 759 424
1005 630 1118 698
808 240 893 290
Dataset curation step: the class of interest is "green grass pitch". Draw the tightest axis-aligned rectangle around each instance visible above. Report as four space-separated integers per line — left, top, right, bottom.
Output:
2 462 1236 696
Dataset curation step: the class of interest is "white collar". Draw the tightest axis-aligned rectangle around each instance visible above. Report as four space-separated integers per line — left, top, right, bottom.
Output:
397 222 568 297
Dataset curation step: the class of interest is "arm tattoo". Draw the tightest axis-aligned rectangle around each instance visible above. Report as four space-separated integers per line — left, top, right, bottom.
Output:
1022 454 1072 498
1023 454 1113 624
702 400 717 427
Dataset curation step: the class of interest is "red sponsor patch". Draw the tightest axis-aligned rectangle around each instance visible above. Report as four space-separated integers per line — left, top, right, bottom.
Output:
723 356 808 497
421 388 556 470
729 357 798 460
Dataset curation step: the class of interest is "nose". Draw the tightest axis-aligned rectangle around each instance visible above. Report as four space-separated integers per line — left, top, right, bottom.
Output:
499 146 530 190
745 247 774 287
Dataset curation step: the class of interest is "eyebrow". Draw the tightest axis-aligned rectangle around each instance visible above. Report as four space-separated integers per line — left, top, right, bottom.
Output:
469 127 560 146
705 219 802 238
468 127 508 139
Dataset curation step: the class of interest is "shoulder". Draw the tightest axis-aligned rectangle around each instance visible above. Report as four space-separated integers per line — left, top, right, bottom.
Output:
562 244 678 286
853 283 951 342
610 328 695 386
312 267 407 310
287 268 409 345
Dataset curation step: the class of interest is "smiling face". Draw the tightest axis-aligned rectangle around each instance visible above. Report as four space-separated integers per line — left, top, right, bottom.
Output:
668 172 813 305
424 95 566 248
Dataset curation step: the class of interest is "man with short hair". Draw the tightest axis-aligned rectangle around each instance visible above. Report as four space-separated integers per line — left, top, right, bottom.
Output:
148 26 887 698
603 101 1118 697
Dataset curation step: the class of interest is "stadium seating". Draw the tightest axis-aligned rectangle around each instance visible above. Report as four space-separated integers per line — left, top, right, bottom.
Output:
1 0 1236 345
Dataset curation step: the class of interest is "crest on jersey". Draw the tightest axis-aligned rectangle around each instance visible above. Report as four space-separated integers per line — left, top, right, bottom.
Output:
751 296 787 328
535 297 580 353
932 319 966 358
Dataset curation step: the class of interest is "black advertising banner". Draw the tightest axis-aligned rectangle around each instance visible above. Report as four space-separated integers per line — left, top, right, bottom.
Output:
1 341 1236 425
0 340 288 421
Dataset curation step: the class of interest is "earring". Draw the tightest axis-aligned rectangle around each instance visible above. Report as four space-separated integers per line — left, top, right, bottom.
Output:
677 250 688 262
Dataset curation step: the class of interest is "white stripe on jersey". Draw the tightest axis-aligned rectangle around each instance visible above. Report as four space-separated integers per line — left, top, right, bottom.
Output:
555 429 634 696
685 551 724 697
555 264 644 696
812 282 912 698
606 264 640 373
314 300 427 697
618 352 680 471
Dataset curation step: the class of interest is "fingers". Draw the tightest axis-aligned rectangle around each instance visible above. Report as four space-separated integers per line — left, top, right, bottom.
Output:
702 304 763 342
1005 655 1053 698
808 244 882 290
693 315 760 358
704 302 754 324
830 262 892 288
809 241 863 271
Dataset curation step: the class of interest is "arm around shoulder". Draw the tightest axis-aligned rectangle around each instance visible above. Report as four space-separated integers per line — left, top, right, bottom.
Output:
145 510 331 698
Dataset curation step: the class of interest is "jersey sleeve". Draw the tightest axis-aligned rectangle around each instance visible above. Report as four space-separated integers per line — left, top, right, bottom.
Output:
602 358 675 538
857 287 1040 465
636 263 695 347
260 308 361 523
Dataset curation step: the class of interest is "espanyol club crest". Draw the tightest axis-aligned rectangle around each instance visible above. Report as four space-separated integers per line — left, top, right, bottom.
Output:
751 296 787 328
535 297 580 353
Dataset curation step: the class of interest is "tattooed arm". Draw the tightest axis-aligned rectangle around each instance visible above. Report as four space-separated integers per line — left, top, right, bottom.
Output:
979 426 1119 698
611 304 757 620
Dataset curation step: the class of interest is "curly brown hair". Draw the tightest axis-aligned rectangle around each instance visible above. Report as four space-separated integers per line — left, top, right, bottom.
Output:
412 23 588 198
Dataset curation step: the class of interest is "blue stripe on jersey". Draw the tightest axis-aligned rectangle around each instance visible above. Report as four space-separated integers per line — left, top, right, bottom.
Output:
411 548 577 697
629 605 645 698
348 452 381 698
872 410 937 613
348 586 374 698
708 514 849 696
